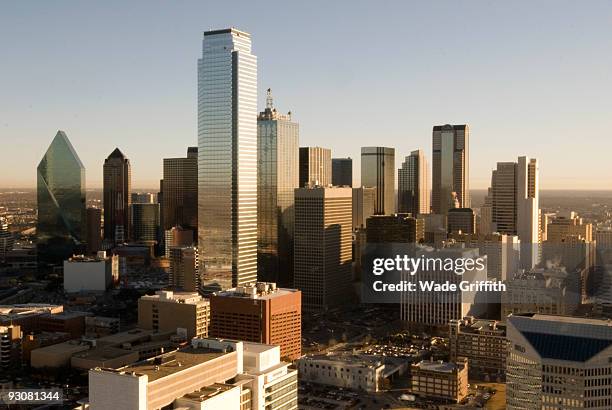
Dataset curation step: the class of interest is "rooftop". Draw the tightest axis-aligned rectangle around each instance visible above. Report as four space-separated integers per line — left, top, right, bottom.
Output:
179 383 236 403
414 360 460 373
113 347 227 382
214 282 298 300
140 290 208 305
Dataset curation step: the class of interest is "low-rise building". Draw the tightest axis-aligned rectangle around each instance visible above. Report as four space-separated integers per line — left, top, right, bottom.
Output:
410 359 468 404
63 251 119 293
449 317 507 381
138 290 209 339
86 338 297 410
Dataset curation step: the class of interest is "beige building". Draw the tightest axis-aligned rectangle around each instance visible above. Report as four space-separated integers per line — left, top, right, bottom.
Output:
138 290 209 339
294 186 352 311
352 186 376 230
299 146 331 187
411 359 468 403
544 211 595 272
449 317 507 381
86 338 297 410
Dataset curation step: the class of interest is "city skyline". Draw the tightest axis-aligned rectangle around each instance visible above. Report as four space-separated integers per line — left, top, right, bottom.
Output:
2 1 612 190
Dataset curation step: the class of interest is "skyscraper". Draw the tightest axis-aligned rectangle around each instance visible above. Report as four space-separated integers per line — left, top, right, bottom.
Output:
103 148 131 245
352 186 376 230
37 130 86 266
332 157 353 186
198 28 257 292
490 156 539 269
361 147 395 215
162 147 198 235
299 147 331 187
294 186 352 311
257 89 299 286
86 207 102 255
432 124 470 215
398 149 429 215
131 203 159 247
0 217 14 263
168 246 200 292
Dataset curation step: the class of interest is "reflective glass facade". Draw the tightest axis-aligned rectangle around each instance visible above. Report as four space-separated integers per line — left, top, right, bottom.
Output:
37 131 86 266
257 93 299 286
398 149 429 215
103 148 131 244
131 203 160 245
162 147 198 232
360 147 395 215
432 124 470 215
198 28 257 292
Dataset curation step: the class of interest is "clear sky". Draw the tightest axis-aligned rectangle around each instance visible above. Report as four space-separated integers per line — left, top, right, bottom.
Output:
1 1 611 189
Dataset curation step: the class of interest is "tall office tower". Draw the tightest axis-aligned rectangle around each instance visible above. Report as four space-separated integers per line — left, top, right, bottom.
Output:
490 156 539 269
209 282 302 360
0 218 14 263
361 147 395 215
431 124 470 215
299 146 331 187
447 208 475 234
506 314 612 410
332 157 353 186
85 208 102 255
131 203 159 247
257 89 299 286
164 225 195 258
352 187 376 230
294 187 352 311
162 147 198 236
365 214 422 243
131 192 154 204
398 149 429 215
103 148 131 245
169 246 200 292
37 131 86 267
198 28 257 292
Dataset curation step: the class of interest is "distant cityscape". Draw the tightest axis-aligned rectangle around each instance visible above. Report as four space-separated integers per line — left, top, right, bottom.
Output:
1 27 612 410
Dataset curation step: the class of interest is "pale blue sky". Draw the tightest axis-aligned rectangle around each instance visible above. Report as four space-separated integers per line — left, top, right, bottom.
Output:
1 1 611 189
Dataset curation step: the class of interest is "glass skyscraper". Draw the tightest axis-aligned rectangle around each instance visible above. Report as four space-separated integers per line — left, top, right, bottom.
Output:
103 148 131 245
162 147 198 233
198 28 257 292
432 124 470 215
37 130 86 267
398 149 430 215
361 146 395 215
257 89 299 286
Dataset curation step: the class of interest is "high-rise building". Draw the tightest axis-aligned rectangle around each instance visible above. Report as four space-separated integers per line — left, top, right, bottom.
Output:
63 252 119 293
366 214 422 243
209 282 302 360
352 187 376 230
169 246 200 292
162 147 198 234
85 208 101 255
490 156 539 269
299 146 331 187
398 149 429 215
138 290 210 339
431 124 470 215
0 218 14 263
198 28 258 292
37 130 86 266
447 208 475 235
332 157 353 186
506 314 612 410
544 211 595 272
103 148 131 245
131 192 155 204
164 225 195 258
131 203 159 247
479 188 493 234
257 89 299 286
361 147 395 215
294 187 352 311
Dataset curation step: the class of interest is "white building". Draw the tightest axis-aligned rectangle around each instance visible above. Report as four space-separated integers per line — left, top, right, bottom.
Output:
85 338 297 410
507 314 612 410
63 251 118 293
297 354 387 392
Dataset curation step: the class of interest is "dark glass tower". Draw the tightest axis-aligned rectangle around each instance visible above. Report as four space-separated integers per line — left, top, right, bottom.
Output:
103 148 131 245
37 130 86 267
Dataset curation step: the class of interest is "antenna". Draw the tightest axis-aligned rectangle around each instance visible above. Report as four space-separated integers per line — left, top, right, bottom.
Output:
266 88 273 110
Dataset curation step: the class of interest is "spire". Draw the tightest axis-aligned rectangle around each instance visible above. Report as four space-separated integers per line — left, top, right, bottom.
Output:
108 147 126 159
266 88 273 110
